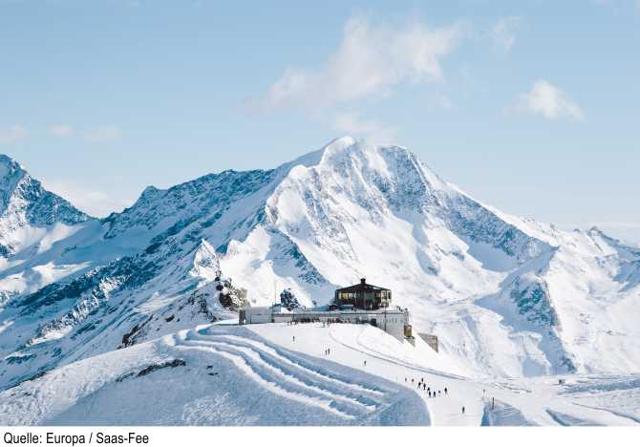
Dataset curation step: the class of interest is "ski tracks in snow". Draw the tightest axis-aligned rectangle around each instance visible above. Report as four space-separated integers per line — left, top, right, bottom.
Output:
168 326 412 423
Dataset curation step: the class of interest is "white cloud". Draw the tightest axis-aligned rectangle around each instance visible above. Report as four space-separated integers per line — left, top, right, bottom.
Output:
43 180 134 217
49 124 74 138
253 14 466 111
512 80 584 120
82 126 122 143
0 125 28 144
332 112 397 144
491 16 522 53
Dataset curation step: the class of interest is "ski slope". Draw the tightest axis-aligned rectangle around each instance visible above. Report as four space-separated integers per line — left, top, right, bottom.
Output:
0 323 427 426
248 322 640 426
1 321 638 426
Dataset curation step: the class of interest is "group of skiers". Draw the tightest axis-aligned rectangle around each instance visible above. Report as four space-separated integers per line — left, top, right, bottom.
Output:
287 319 347 327
405 376 471 415
292 335 480 417
286 320 312 326
405 377 449 399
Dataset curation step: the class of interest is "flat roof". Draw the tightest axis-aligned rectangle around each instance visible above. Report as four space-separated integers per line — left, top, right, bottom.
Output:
274 309 406 317
336 283 390 293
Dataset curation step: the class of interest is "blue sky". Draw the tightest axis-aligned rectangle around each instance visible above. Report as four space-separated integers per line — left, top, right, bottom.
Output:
1 0 639 242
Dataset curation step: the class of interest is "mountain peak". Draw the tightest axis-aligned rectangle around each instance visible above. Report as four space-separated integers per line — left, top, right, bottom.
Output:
323 135 358 151
318 135 374 163
0 153 16 164
0 155 90 257
588 226 604 235
0 154 31 211
190 239 220 283
295 136 449 196
0 154 27 186
0 153 21 166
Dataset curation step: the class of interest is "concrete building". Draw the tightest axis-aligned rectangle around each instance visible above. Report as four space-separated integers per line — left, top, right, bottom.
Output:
240 305 412 341
239 279 414 341
238 306 272 324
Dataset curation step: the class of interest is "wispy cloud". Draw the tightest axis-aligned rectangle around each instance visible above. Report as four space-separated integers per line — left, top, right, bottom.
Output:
332 111 397 144
49 124 74 138
593 0 640 14
0 125 28 144
511 80 584 120
491 16 522 53
82 126 122 143
251 14 466 112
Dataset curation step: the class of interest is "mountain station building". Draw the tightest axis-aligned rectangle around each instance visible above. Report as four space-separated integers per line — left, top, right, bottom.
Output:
239 278 413 341
334 278 391 310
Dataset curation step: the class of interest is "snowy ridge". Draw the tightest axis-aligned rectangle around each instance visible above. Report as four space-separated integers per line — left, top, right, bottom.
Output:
0 155 88 259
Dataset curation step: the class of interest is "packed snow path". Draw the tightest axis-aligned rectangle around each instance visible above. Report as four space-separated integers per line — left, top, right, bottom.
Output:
250 322 640 426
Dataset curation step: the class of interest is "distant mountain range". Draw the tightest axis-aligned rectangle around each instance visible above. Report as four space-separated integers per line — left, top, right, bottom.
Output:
1 137 639 391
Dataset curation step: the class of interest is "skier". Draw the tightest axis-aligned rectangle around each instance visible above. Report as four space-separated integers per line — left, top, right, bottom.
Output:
444 387 448 395
292 335 295 342
462 406 465 415
423 383 426 391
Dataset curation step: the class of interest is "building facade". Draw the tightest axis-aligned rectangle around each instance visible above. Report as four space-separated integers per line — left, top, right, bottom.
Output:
334 278 391 310
239 278 414 341
240 306 412 341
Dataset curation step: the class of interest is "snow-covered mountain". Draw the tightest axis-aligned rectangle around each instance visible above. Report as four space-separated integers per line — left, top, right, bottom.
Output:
1 137 639 393
0 155 93 304
0 155 89 242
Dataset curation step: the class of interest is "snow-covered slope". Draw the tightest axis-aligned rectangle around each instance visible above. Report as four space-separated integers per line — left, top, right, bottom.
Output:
2 321 638 426
1 137 639 396
0 323 429 426
0 155 96 306
222 137 640 377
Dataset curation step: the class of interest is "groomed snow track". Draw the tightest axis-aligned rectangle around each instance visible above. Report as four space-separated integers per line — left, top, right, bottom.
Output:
170 325 429 425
